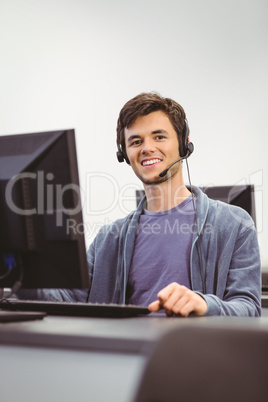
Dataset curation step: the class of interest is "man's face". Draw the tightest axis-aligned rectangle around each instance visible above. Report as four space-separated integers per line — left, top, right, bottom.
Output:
124 111 181 185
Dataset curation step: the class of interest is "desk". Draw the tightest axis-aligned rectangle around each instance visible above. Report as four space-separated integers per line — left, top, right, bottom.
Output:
1 313 268 402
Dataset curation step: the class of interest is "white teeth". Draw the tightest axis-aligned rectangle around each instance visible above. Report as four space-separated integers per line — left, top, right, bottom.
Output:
142 159 161 166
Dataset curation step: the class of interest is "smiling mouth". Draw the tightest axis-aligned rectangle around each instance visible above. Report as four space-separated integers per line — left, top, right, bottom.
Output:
141 158 161 166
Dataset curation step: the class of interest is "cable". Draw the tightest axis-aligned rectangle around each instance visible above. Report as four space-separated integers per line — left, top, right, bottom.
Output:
185 159 206 294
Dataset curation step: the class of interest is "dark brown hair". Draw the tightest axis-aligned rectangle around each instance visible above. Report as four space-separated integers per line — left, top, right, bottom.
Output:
116 92 186 160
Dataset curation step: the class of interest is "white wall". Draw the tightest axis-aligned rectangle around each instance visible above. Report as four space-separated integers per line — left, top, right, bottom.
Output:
0 0 267 269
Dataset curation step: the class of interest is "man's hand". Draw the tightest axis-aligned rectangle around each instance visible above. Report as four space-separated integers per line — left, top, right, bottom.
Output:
148 282 207 317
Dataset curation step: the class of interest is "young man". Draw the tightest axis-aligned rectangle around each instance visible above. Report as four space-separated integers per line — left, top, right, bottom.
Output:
19 93 261 316
116 97 207 316
110 92 261 316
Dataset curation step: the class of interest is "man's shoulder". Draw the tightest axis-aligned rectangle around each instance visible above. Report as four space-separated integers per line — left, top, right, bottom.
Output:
97 216 128 237
193 186 255 232
206 195 255 231
93 209 139 243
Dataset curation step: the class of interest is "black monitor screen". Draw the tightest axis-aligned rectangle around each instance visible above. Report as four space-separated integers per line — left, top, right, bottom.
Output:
0 129 89 289
199 185 256 227
136 185 256 227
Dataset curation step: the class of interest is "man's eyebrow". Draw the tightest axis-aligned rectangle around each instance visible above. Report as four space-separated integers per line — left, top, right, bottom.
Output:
151 129 168 135
127 129 168 142
127 134 141 143
126 129 168 144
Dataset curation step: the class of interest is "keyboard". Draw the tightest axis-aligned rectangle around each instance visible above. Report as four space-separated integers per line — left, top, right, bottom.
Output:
0 299 150 318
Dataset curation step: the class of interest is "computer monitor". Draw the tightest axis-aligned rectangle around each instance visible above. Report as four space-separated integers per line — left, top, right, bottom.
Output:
199 185 256 227
0 129 89 290
136 185 256 227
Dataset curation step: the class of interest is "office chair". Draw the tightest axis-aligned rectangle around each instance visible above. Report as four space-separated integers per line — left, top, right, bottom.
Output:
132 325 268 402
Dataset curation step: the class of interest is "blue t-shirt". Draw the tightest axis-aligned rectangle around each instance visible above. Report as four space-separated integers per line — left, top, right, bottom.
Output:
127 195 195 306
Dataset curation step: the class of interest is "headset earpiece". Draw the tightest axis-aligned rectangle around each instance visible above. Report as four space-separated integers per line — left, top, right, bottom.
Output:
180 119 194 157
116 150 125 163
116 142 130 164
187 141 194 155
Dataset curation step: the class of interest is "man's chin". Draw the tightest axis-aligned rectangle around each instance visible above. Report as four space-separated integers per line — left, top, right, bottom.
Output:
140 175 168 186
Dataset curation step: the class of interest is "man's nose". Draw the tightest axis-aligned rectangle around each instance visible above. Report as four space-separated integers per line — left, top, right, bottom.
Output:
141 138 156 154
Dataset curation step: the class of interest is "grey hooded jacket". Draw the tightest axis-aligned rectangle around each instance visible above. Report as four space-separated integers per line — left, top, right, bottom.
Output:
19 186 261 316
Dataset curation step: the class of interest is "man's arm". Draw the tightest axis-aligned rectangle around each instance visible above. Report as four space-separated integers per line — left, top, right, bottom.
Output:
149 219 261 317
148 282 207 316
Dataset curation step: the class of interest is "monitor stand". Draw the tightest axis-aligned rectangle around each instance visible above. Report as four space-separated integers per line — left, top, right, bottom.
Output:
0 309 46 323
0 289 46 322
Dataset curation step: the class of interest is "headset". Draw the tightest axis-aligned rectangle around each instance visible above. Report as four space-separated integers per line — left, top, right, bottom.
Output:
116 136 130 164
178 119 194 160
116 119 194 170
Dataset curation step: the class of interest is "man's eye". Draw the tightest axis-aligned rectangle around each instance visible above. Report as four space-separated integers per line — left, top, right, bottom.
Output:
156 135 165 140
131 140 141 146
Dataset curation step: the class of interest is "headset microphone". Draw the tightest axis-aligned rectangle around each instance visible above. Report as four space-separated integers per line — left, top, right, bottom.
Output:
159 142 194 178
